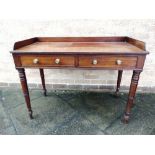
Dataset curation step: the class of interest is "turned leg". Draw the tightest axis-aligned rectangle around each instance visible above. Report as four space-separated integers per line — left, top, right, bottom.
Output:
39 69 47 96
115 70 123 97
17 68 33 119
122 70 142 123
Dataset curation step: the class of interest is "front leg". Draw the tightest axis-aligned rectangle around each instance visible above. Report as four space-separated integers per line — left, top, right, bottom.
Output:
122 70 142 123
17 68 33 119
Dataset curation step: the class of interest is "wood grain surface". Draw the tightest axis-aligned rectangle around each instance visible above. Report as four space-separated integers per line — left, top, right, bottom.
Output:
15 42 144 53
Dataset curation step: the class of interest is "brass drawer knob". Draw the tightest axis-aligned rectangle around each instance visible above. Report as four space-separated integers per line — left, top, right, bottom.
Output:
116 59 122 65
33 58 39 64
55 58 60 64
92 59 98 65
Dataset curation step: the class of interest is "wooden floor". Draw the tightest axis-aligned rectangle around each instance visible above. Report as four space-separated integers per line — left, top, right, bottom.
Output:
15 42 144 53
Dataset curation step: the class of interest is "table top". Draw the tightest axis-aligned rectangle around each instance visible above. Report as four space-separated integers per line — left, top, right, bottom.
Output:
11 37 149 55
15 41 144 53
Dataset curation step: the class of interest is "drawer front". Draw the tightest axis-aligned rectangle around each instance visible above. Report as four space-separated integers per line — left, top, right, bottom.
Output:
20 55 75 67
78 56 137 68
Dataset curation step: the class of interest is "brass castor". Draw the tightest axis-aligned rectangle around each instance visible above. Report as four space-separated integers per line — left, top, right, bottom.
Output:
114 91 119 98
29 110 33 119
44 90 47 96
121 113 130 124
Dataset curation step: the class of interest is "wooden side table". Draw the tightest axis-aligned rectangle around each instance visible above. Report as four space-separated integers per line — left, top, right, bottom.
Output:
11 37 149 123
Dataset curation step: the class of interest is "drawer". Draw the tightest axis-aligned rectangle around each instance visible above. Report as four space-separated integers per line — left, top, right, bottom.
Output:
20 55 75 67
78 56 137 68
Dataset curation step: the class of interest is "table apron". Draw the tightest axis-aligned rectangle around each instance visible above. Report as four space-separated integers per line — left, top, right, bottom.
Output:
13 54 146 70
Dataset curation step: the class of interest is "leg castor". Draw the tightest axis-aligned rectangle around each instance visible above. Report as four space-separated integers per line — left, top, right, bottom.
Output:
114 91 119 98
121 112 130 124
29 110 33 119
43 90 47 96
